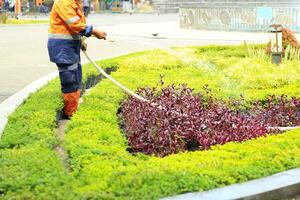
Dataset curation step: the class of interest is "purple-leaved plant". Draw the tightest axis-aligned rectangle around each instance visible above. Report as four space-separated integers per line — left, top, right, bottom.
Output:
120 85 300 157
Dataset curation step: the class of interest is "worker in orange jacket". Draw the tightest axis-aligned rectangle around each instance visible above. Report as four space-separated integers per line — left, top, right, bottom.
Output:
48 0 106 119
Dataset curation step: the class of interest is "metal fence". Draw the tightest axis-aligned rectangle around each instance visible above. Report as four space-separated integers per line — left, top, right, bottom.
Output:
179 3 300 32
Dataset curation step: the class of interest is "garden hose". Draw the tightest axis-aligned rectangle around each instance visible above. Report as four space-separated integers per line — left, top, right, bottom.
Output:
82 50 150 103
82 37 300 132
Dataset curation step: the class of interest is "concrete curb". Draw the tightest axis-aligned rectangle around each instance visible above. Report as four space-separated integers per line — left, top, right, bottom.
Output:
162 168 300 200
0 71 58 137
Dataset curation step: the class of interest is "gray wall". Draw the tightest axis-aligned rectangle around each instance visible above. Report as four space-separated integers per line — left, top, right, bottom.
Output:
152 0 300 13
179 3 300 32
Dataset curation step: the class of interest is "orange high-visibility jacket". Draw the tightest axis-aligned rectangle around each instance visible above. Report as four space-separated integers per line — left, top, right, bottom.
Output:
47 0 93 63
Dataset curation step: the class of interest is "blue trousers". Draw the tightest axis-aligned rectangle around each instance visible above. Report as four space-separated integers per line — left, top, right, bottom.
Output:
56 63 82 93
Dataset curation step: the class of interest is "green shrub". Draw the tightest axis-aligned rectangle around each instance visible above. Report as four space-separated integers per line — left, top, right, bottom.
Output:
0 13 8 24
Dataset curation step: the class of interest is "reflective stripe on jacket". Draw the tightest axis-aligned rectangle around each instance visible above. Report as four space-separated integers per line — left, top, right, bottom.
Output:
47 0 92 63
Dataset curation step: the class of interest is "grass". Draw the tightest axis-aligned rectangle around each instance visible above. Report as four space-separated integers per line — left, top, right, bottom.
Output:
0 15 49 25
6 18 48 24
1 44 300 199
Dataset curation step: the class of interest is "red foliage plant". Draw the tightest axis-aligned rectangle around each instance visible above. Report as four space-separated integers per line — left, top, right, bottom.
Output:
120 85 300 157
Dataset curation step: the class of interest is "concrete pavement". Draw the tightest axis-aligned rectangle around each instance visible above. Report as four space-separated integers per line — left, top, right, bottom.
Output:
1 13 298 103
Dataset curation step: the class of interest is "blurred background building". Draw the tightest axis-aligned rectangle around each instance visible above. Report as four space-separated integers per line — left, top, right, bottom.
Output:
177 0 300 32
0 0 155 14
1 0 300 14
152 0 300 13
0 0 299 32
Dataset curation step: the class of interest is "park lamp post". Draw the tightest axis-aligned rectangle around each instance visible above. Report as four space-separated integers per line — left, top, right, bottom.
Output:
269 24 283 65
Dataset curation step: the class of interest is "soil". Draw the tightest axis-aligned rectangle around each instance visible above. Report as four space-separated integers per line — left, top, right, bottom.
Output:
53 68 116 172
55 119 70 172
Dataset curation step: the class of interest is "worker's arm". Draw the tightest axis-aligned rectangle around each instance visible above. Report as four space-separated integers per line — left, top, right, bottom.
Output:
92 29 107 40
55 3 106 39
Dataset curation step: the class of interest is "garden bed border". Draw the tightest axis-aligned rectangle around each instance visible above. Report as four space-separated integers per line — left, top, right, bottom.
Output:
162 168 300 200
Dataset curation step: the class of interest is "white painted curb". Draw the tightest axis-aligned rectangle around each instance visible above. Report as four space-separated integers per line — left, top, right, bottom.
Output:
0 72 58 137
162 168 300 200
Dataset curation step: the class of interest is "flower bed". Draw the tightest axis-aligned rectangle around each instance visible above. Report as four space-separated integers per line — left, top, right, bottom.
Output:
1 45 300 199
120 85 300 157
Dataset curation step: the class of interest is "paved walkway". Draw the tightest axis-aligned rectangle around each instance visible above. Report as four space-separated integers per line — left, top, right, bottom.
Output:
1 13 298 103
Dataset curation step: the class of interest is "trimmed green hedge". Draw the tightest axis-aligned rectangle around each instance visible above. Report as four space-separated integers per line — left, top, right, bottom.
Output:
1 45 300 199
0 79 75 199
0 66 99 199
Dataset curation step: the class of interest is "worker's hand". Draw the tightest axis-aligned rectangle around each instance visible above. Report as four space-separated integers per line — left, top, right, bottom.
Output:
92 29 107 40
80 37 88 51
81 41 87 51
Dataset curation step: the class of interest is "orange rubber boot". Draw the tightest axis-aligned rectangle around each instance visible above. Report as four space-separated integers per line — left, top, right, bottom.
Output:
63 90 81 118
